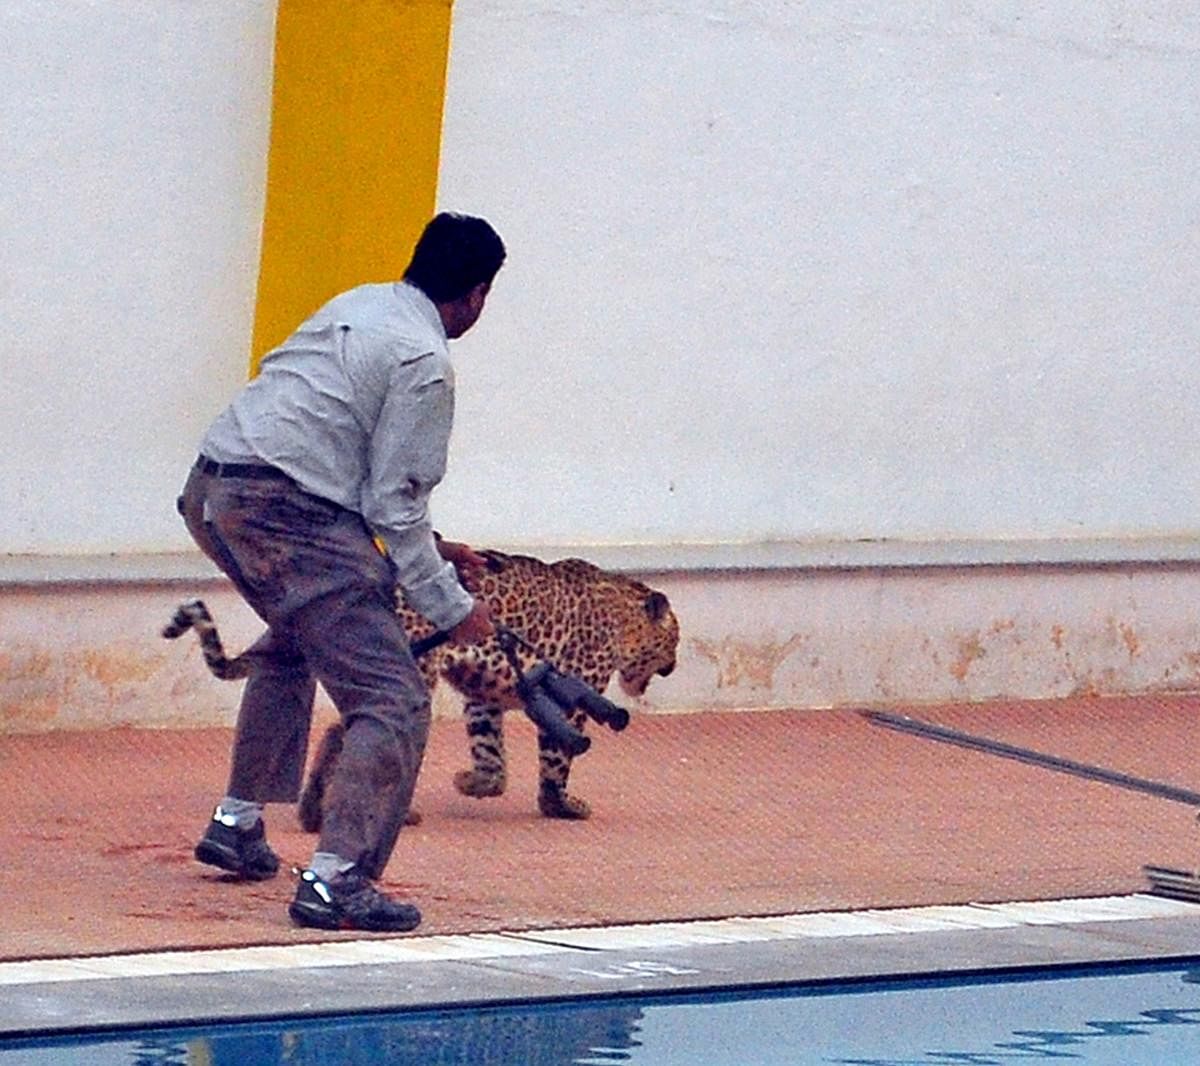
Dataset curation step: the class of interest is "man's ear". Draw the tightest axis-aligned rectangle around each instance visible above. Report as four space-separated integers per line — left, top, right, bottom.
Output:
468 280 490 311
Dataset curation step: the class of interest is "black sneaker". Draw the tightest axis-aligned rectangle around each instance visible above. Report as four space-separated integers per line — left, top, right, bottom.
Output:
194 809 280 881
288 868 422 932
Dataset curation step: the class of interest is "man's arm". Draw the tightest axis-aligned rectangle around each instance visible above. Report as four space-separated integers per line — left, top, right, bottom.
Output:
360 359 476 633
433 535 492 642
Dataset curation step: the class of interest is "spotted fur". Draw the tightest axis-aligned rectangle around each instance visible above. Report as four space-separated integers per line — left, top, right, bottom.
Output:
165 550 679 824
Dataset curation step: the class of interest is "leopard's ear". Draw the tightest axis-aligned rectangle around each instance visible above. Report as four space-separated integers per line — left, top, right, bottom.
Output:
644 591 670 622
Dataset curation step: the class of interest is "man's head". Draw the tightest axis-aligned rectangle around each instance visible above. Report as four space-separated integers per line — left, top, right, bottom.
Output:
404 213 506 338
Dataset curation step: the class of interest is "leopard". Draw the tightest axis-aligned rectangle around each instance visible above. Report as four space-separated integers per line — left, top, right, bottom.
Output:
162 549 679 827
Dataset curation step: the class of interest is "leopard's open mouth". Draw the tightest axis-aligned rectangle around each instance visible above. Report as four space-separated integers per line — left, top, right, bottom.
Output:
619 659 675 697
618 676 645 698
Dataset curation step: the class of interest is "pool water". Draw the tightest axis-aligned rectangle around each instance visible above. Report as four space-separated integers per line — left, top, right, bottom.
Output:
4 960 1200 1065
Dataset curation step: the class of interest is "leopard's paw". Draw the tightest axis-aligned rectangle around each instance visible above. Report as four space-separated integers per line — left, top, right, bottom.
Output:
454 768 506 798
538 785 591 820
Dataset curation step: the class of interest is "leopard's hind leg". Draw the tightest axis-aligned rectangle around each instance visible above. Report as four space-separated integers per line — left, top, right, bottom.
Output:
537 708 592 820
298 721 422 831
297 722 344 832
453 700 507 798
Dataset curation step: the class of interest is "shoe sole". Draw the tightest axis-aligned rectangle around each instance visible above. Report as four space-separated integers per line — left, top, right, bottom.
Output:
194 840 278 881
288 900 344 930
288 900 421 933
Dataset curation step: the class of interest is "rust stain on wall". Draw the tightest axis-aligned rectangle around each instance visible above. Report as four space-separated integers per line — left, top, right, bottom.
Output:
1154 648 1200 693
944 619 1023 684
0 648 63 726
81 647 161 697
949 632 986 682
0 649 54 681
1 643 168 731
690 634 806 691
1117 621 1141 660
0 695 60 727
1070 667 1122 698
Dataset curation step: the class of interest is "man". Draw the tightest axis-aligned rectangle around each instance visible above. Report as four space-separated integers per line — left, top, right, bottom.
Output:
177 212 505 932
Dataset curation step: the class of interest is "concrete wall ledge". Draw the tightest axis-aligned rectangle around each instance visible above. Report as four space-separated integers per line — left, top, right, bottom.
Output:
5 536 1200 588
5 543 1200 733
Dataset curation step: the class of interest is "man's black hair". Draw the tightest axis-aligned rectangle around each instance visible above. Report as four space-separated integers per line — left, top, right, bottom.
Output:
403 213 506 303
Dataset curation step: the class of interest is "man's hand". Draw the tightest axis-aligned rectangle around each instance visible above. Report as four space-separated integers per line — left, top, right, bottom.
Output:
437 538 488 591
449 599 494 645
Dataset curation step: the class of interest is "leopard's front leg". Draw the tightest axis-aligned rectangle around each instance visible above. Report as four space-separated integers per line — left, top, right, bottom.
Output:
453 700 507 798
537 707 592 819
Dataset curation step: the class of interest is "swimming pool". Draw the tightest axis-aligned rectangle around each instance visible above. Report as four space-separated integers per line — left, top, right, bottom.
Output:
4 959 1200 1065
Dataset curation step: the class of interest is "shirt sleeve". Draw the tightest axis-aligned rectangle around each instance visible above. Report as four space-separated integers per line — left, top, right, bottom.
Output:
359 354 474 632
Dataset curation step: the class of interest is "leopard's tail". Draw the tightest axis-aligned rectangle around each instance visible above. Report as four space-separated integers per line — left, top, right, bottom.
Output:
161 599 251 681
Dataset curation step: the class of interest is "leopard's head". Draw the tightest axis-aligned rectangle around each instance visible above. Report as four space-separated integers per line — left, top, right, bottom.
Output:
614 584 679 697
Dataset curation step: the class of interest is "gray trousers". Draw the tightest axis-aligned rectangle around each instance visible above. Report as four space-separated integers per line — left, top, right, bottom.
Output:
179 463 431 877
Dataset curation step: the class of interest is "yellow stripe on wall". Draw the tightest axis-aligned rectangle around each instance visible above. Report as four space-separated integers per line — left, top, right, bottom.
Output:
250 0 453 372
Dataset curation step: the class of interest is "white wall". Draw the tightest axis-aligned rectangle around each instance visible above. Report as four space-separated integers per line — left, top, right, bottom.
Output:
0 1 276 555
3 1 1200 729
1 1 1197 563
436 0 1200 551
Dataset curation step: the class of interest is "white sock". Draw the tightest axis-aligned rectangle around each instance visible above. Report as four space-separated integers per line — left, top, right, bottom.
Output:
309 852 356 882
215 796 263 830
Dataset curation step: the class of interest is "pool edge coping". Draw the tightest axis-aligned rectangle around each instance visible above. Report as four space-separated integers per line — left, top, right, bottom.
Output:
4 894 1200 1040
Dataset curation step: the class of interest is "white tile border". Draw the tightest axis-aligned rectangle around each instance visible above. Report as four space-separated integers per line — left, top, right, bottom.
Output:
2 894 1194 988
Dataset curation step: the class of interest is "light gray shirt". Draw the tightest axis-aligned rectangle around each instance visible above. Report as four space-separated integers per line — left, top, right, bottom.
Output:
200 280 473 630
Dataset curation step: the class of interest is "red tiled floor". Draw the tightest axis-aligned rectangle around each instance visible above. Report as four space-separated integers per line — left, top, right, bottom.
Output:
6 694 1200 961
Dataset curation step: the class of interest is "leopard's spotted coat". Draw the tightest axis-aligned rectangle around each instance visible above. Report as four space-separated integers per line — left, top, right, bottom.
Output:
163 549 679 824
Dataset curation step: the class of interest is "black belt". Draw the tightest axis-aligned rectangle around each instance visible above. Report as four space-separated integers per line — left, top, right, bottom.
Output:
195 455 292 481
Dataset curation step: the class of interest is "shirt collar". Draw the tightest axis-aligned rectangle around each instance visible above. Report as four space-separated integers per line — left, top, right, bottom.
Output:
395 280 447 342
